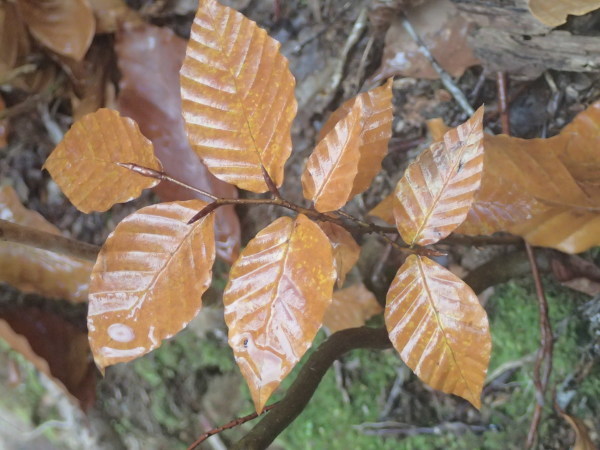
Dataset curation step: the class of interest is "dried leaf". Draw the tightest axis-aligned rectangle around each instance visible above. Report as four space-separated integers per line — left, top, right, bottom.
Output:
0 185 92 302
528 0 600 27
302 98 363 212
44 108 162 213
0 308 96 409
371 0 479 82
0 2 29 79
560 411 597 450
323 284 382 333
17 0 95 61
385 255 491 408
318 222 360 287
116 22 241 263
394 106 484 246
368 192 395 225
224 214 336 413
180 0 297 193
88 0 141 33
318 79 394 197
458 101 600 253
0 95 7 147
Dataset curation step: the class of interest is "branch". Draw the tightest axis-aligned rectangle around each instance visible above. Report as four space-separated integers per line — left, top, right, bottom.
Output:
0 219 99 262
231 327 392 449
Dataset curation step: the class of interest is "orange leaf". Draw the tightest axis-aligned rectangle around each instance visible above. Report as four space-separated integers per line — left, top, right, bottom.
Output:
17 0 95 61
528 0 600 27
0 185 92 303
560 411 597 450
88 200 215 370
88 0 141 33
224 214 336 413
368 192 395 225
115 22 241 263
0 308 96 409
180 0 297 193
317 79 394 197
393 106 484 246
458 101 600 253
385 255 491 408
302 97 363 212
323 284 382 333
0 2 29 78
44 108 162 213
318 222 360 287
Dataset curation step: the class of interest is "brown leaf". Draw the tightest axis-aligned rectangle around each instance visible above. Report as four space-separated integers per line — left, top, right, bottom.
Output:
0 95 7 147
0 185 92 302
17 0 95 61
371 0 479 82
44 108 162 213
318 222 361 287
302 97 363 212
0 308 96 409
323 284 382 333
560 411 597 450
528 0 600 27
458 101 600 253
116 22 241 263
368 192 395 225
317 79 394 198
88 0 141 33
0 2 30 79
394 106 484 246
88 200 215 370
385 255 491 408
180 0 297 193
224 214 336 413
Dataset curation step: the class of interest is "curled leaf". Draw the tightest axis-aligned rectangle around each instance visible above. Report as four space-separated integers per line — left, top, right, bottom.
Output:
88 200 216 370
224 214 336 413
323 284 382 333
385 255 491 408
394 106 484 246
528 0 600 27
302 97 363 212
0 185 92 302
318 79 394 197
44 108 162 213
318 221 361 287
180 0 297 193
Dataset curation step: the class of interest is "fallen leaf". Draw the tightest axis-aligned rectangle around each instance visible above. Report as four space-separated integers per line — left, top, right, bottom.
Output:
44 108 162 213
317 79 394 197
116 22 241 263
88 200 215 370
180 0 297 193
17 0 95 61
394 106 485 246
0 2 30 79
224 214 336 413
88 0 141 33
0 308 96 409
302 97 363 212
0 185 92 303
371 0 479 82
318 222 361 287
323 283 382 333
528 0 600 27
385 255 491 408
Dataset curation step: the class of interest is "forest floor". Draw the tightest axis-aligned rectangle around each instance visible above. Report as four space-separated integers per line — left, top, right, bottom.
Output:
0 0 599 449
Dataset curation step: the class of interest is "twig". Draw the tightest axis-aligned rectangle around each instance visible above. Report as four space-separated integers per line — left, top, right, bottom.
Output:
354 420 492 437
496 73 553 449
0 219 99 262
187 402 279 450
400 13 474 116
231 327 392 449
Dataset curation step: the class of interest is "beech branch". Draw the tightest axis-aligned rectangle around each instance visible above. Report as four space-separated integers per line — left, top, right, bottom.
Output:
230 327 392 450
0 219 99 262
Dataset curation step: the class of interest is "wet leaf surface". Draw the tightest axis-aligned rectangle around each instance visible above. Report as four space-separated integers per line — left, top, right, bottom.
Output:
385 255 491 408
317 79 394 197
0 185 92 303
224 214 336 413
180 0 297 193
0 308 96 409
44 108 162 213
394 107 484 246
116 22 241 263
318 222 361 288
17 0 95 61
528 0 600 27
302 97 363 212
323 283 382 333
88 200 215 370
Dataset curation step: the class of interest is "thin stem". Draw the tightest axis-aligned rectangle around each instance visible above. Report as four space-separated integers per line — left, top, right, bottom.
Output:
187 402 279 450
0 219 100 261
